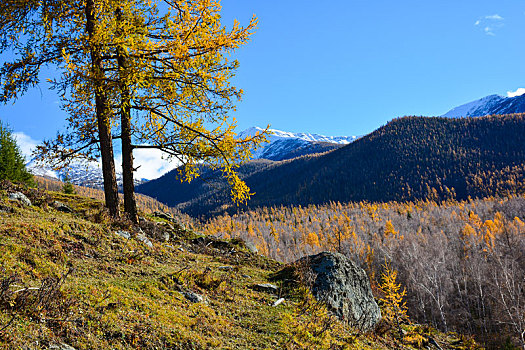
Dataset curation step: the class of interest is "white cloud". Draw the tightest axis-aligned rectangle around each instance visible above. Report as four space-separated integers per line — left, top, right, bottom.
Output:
12 132 39 161
12 131 177 181
484 27 496 36
128 148 179 181
507 87 525 97
475 14 505 36
485 14 503 20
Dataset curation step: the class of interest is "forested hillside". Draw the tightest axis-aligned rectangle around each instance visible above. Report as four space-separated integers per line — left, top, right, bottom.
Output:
202 196 525 348
136 159 274 208
139 114 525 217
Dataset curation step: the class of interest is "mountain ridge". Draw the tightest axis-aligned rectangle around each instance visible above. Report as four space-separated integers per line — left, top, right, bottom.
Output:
137 114 525 217
441 93 525 118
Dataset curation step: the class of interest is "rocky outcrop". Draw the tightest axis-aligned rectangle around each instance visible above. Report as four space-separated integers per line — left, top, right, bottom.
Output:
183 290 206 304
8 192 31 206
253 283 279 294
276 251 381 331
53 201 73 213
114 230 131 239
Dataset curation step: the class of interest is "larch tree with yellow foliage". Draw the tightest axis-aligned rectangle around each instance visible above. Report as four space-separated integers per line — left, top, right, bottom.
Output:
1 0 125 217
379 263 408 337
105 0 269 221
0 0 268 222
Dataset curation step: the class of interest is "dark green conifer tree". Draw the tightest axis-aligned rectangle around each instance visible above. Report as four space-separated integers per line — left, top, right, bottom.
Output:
0 121 33 184
62 174 76 194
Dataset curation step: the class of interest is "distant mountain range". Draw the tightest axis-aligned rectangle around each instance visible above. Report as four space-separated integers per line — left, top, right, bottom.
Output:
441 93 525 118
29 91 525 204
237 126 358 161
26 127 358 187
137 114 525 217
27 159 147 188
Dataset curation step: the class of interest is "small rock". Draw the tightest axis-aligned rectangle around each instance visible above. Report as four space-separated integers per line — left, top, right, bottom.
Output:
254 283 279 294
49 343 77 350
53 201 73 213
114 230 131 239
245 241 258 254
183 291 206 304
0 204 14 213
218 266 234 271
136 230 153 248
154 211 174 221
242 274 251 279
159 231 170 242
178 247 184 252
272 298 285 307
8 192 31 206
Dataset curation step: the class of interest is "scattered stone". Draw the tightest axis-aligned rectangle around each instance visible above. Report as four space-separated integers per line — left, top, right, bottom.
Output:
114 230 131 239
139 220 171 242
242 274 251 279
0 204 14 213
253 283 279 294
8 192 31 206
272 298 285 307
245 241 258 254
49 343 77 350
183 290 206 304
154 211 174 221
53 201 73 213
178 247 184 252
136 232 153 248
283 252 381 331
218 266 234 271
159 231 170 242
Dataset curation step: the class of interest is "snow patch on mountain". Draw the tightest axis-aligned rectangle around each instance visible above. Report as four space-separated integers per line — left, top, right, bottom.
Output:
441 93 525 119
26 159 148 188
441 94 505 118
238 126 358 160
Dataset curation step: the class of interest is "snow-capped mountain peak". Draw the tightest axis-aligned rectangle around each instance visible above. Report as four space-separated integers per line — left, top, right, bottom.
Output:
238 126 359 161
441 93 525 118
239 126 357 144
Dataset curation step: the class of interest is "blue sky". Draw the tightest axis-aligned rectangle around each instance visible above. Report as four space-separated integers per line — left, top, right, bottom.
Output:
2 0 525 178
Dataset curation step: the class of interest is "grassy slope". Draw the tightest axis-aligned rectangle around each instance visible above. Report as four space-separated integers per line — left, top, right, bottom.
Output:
0 186 479 349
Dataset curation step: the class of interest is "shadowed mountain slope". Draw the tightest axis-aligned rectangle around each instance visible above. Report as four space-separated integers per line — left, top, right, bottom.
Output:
138 114 525 217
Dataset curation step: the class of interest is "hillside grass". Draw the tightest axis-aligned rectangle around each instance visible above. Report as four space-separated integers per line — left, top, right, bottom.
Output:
0 184 480 349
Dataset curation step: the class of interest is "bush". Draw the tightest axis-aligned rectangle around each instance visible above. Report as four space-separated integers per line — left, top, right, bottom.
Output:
0 121 33 185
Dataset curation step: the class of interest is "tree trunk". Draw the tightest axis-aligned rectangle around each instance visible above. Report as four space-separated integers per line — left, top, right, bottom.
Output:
85 0 120 219
116 7 138 223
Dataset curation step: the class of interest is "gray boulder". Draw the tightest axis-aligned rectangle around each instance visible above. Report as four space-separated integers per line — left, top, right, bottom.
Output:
8 192 31 206
293 252 380 331
53 201 73 213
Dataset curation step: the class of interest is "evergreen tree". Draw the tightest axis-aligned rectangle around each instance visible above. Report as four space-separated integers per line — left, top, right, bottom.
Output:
62 174 76 194
0 121 33 184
